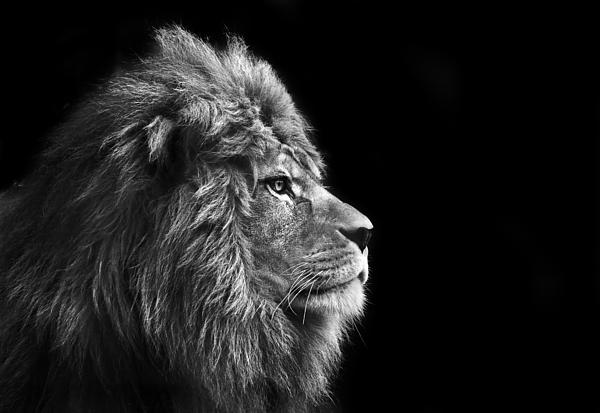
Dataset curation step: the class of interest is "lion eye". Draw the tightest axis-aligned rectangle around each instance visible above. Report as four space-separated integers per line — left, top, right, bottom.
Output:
272 179 286 193
266 177 293 198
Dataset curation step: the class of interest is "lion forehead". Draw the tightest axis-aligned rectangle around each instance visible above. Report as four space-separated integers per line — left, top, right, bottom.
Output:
256 144 322 183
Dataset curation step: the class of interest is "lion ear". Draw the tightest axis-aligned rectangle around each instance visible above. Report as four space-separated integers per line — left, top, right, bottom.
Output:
146 115 175 163
143 115 191 184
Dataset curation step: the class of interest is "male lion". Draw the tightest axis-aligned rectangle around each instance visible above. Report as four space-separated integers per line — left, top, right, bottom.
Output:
0 26 372 412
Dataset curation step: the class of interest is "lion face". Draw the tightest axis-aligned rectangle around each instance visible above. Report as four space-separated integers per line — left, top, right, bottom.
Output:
248 144 372 320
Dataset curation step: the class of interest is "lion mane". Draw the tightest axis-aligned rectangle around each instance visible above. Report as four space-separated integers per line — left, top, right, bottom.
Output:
0 27 348 412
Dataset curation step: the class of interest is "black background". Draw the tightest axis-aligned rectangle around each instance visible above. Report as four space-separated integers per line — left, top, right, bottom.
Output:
0 3 597 412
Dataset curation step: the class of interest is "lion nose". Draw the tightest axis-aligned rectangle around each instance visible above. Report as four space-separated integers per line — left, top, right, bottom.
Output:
340 227 372 252
338 206 373 253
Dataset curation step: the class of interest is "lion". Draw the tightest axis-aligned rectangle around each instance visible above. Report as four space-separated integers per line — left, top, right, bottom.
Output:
0 26 373 412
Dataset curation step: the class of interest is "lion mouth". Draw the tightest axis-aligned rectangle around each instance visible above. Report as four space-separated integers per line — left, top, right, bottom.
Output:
298 277 357 296
288 276 365 317
297 266 369 297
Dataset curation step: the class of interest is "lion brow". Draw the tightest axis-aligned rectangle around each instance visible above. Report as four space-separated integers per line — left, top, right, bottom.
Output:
280 144 323 183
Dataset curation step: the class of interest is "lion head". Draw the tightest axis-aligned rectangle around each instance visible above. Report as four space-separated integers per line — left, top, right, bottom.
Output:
0 26 372 412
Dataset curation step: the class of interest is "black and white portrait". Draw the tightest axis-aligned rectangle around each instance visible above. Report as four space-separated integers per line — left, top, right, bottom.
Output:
0 4 596 412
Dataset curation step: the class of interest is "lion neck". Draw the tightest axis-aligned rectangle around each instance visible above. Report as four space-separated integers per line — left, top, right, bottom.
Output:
183 300 344 412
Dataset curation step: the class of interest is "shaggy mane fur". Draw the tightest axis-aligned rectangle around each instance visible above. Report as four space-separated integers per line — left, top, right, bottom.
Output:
0 27 340 412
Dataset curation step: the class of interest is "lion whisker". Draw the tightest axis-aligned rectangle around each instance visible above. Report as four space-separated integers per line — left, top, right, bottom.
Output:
351 318 367 348
270 264 312 319
302 281 315 325
286 273 320 308
282 272 315 316
271 269 318 320
316 273 333 290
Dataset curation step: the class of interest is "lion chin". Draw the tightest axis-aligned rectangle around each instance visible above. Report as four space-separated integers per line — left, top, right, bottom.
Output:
0 26 372 413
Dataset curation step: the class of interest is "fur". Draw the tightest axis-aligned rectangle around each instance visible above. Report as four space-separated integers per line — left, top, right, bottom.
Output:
0 26 345 412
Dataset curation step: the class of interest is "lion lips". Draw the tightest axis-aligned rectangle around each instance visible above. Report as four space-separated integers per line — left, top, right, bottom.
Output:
290 277 365 317
300 277 356 296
